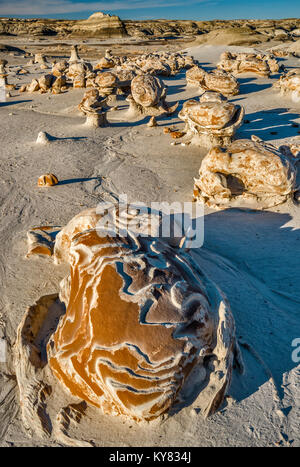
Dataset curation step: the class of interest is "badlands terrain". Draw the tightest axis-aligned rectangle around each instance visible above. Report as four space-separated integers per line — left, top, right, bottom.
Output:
0 14 300 447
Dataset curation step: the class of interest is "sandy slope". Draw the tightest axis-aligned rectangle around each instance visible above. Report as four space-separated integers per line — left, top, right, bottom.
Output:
0 43 299 447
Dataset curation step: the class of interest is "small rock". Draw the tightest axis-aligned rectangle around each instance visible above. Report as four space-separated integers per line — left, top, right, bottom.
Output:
37 173 58 187
147 116 158 127
36 131 51 145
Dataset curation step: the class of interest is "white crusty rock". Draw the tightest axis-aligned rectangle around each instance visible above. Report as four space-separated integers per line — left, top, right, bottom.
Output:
178 91 244 148
273 69 300 101
69 45 81 63
127 74 179 118
193 135 299 209
36 131 51 144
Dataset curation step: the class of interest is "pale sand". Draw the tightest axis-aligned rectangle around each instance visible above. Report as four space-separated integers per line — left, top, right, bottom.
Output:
0 42 299 447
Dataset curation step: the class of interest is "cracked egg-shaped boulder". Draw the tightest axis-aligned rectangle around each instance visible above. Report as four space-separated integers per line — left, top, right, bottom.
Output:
95 71 118 93
202 70 239 96
179 92 244 148
131 74 166 108
193 136 297 209
273 69 300 100
186 65 206 87
47 216 237 421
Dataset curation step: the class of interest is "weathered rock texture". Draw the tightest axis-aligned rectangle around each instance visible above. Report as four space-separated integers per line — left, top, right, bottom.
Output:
193 136 299 209
78 88 108 127
128 74 178 118
14 206 239 443
273 69 300 100
217 51 281 77
1 16 300 42
186 66 239 96
178 92 244 148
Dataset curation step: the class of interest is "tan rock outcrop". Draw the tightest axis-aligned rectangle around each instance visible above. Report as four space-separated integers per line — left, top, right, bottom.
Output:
94 71 118 96
273 69 300 100
193 135 298 209
178 92 244 148
94 57 115 71
127 74 178 118
217 51 280 77
186 66 239 96
46 207 238 421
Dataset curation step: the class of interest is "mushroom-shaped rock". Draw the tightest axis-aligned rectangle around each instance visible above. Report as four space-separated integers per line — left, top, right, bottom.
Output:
78 88 108 128
37 174 58 187
67 62 92 81
94 71 118 96
178 91 244 148
128 74 178 118
45 208 238 421
193 136 298 209
273 69 300 100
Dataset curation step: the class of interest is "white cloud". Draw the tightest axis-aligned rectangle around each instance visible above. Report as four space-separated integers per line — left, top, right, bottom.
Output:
0 0 207 16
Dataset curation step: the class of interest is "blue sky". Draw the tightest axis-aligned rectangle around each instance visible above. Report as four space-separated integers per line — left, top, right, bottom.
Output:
0 0 299 21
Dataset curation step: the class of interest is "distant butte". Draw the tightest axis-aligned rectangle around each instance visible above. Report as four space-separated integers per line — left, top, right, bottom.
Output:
0 13 300 43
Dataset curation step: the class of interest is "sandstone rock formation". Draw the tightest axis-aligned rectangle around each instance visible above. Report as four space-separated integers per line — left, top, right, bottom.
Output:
193 135 298 209
15 205 239 432
186 66 239 96
68 45 81 63
37 174 59 187
273 69 300 100
127 74 178 118
1 16 300 42
36 131 51 144
78 88 108 127
178 92 244 148
217 51 282 77
26 228 54 258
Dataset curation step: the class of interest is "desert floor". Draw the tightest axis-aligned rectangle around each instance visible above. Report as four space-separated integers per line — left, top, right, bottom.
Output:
0 39 299 447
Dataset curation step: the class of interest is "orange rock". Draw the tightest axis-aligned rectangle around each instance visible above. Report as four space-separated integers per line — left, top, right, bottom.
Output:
37 174 59 187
